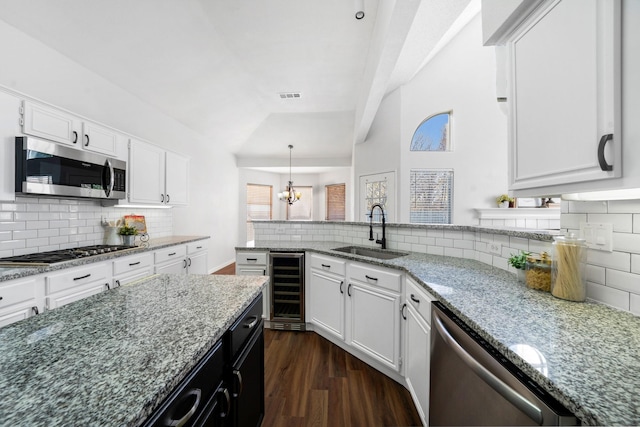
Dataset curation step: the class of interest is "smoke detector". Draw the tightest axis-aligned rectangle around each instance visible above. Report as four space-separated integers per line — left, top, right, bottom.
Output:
278 92 302 99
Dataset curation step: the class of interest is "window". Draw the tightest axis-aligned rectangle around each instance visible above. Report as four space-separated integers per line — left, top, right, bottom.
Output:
326 184 346 221
410 169 453 224
364 177 387 222
287 186 313 220
410 112 451 151
246 184 272 242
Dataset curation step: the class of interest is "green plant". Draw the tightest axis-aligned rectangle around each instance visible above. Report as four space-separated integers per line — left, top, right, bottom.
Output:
496 194 514 205
508 250 530 270
118 224 139 236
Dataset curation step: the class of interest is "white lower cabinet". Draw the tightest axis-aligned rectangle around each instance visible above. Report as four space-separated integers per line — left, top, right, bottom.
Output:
308 254 346 341
403 277 436 426
155 245 188 275
113 252 154 288
186 241 208 274
45 262 111 310
0 274 45 328
347 262 402 372
236 251 270 319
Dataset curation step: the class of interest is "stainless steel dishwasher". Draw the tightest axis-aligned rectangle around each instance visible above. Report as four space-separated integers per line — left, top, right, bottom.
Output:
429 301 578 426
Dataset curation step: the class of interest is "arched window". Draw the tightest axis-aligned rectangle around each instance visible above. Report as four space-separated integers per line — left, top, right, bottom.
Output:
410 112 451 151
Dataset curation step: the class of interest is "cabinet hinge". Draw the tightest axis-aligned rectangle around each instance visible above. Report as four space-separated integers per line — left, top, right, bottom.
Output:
399 356 403 367
19 106 24 115
19 117 24 126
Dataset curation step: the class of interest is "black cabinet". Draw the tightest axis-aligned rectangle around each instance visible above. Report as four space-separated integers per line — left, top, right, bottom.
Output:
145 294 264 427
226 294 265 427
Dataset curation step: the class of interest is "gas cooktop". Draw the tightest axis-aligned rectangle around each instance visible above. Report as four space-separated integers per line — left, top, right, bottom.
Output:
0 245 138 267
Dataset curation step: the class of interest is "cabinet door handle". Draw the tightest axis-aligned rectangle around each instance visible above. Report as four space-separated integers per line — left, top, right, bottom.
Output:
32 306 39 315
347 283 352 297
401 303 407 320
84 134 90 147
321 263 331 269
105 283 110 290
244 316 259 329
166 194 170 203
218 387 231 418
167 388 202 427
0 296 3 301
72 131 78 144
115 280 121 288
73 273 91 281
365 275 378 282
188 258 192 267
161 194 164 203
183 259 187 268
233 369 243 397
128 261 141 266
339 280 344 294
410 294 420 303
597 134 614 171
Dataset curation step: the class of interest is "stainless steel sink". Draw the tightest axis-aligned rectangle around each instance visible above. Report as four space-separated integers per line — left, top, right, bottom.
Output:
332 246 408 260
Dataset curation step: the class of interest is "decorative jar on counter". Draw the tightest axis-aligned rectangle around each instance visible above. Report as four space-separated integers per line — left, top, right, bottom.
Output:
551 234 587 302
525 252 552 292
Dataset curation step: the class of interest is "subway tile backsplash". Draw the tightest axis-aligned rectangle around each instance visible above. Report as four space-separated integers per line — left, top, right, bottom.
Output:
254 199 640 316
0 196 173 257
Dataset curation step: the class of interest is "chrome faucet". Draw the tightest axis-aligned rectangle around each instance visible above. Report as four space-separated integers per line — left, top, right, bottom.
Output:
368 203 386 249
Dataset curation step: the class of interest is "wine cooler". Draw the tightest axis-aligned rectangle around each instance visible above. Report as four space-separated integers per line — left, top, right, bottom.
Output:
269 252 305 331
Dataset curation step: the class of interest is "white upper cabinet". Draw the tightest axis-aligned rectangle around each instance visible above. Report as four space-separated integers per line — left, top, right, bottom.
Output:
165 151 189 206
21 100 126 159
128 138 189 206
506 0 621 196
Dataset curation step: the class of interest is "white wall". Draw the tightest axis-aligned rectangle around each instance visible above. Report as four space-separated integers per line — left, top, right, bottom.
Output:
354 13 508 226
0 20 239 272
399 13 508 224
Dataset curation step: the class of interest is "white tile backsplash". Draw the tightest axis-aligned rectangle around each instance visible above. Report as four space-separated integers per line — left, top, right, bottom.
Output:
0 196 173 256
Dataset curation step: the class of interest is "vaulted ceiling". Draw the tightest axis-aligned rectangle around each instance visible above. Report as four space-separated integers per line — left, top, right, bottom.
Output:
0 0 472 171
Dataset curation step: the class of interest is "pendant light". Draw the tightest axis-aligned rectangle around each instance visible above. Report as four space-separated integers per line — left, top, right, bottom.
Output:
278 145 301 205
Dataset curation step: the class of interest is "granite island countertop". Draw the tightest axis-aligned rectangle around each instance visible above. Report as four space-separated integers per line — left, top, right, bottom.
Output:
0 273 268 427
0 235 209 283
239 241 640 426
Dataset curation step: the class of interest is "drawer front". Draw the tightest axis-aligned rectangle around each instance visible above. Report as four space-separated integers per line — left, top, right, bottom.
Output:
236 266 267 276
349 262 402 292
0 276 40 308
46 263 110 295
229 294 263 359
236 251 267 265
113 252 154 275
406 277 436 324
113 268 154 288
155 245 187 264
310 253 346 276
187 240 209 254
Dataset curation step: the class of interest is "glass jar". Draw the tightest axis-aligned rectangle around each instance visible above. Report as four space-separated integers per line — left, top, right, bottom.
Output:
551 233 587 302
525 252 552 292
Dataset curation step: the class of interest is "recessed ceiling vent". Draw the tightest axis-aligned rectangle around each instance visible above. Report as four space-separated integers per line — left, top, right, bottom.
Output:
279 92 302 99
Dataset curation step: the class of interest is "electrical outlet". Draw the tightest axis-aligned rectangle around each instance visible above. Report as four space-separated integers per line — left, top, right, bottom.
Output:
488 242 502 255
580 222 613 252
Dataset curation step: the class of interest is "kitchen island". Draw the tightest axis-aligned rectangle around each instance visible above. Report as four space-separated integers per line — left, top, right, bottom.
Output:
0 273 268 426
240 241 640 426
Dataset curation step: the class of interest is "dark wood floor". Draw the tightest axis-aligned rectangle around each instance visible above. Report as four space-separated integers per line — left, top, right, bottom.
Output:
263 329 421 427
212 262 236 275
213 263 421 426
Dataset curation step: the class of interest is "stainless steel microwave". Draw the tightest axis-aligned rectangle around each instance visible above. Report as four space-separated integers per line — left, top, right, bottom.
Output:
15 136 127 200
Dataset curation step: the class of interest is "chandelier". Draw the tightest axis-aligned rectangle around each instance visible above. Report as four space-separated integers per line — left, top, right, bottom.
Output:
278 145 301 205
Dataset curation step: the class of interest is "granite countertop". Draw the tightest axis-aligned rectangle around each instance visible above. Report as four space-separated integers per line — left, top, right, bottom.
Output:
239 241 640 426
0 235 209 283
0 273 268 427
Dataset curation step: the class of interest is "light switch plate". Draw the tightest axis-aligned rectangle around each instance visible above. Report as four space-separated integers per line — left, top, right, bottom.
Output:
488 242 502 255
580 222 613 252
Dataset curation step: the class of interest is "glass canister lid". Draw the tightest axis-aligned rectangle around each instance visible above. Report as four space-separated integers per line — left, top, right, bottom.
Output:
553 232 586 245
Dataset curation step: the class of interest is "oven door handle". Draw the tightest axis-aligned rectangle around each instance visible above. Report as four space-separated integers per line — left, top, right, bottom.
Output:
433 314 544 425
102 158 114 198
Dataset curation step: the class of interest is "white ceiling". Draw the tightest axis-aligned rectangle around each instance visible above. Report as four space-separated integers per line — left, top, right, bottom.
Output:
0 0 472 172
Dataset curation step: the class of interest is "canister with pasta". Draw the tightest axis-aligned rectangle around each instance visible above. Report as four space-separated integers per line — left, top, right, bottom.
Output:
551 233 587 302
